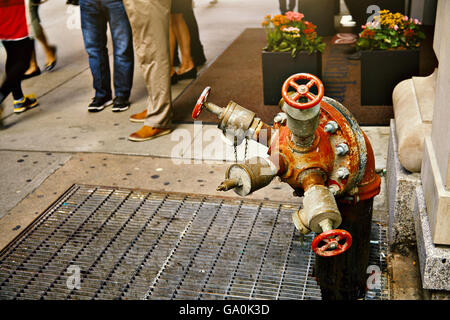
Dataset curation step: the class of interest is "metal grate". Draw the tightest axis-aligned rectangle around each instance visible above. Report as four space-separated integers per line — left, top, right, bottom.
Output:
0 185 389 300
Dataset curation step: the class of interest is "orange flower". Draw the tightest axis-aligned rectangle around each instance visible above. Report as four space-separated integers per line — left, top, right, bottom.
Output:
305 32 317 40
271 14 289 26
361 29 375 39
261 20 269 27
403 29 415 37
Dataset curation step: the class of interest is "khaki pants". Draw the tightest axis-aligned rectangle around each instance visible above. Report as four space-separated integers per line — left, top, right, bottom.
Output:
123 0 172 128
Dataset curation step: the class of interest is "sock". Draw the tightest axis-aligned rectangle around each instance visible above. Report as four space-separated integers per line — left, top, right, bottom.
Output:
14 96 25 103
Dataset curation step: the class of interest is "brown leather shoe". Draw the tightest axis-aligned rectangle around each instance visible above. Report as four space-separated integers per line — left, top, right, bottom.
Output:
128 125 172 142
129 109 147 123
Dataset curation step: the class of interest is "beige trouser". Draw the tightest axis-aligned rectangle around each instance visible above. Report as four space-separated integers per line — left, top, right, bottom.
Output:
122 0 172 128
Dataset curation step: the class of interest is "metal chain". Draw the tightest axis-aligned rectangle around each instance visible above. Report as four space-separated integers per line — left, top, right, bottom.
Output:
234 137 238 163
244 137 248 161
233 137 248 163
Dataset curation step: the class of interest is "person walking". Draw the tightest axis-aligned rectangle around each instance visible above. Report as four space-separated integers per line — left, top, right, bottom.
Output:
170 0 197 84
79 0 134 113
23 0 57 79
279 0 296 14
0 0 39 115
123 0 173 142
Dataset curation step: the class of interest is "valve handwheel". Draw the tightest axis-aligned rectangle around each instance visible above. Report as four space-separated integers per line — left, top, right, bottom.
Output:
311 229 352 257
192 86 211 120
281 73 324 110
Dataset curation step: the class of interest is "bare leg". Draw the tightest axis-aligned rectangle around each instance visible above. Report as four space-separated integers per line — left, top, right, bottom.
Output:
171 13 194 74
25 49 39 75
36 29 56 66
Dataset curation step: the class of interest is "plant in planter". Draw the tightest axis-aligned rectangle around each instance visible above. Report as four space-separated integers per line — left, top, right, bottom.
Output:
356 10 425 105
261 12 325 105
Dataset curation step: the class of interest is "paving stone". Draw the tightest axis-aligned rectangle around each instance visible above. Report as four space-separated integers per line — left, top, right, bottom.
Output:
413 185 450 291
386 120 421 253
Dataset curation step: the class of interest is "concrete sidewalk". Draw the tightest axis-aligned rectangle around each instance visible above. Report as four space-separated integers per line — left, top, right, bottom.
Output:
0 0 423 300
0 0 285 215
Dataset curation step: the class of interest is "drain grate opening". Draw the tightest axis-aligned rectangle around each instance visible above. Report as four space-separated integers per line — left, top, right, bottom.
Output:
0 185 389 300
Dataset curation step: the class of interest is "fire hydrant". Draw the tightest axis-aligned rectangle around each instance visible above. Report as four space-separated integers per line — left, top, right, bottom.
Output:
192 73 381 300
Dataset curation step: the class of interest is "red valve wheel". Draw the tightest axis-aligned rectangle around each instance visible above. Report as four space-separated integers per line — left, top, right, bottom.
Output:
192 86 211 119
281 73 324 110
311 229 352 257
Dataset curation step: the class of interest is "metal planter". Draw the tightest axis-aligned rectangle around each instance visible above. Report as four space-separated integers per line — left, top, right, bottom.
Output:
262 50 322 105
360 49 420 106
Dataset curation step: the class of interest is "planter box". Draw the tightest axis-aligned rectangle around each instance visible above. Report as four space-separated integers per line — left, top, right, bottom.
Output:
262 50 322 105
361 49 419 105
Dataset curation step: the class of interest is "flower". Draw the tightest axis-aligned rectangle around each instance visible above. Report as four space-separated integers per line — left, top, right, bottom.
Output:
271 14 289 26
356 9 425 50
282 26 300 33
404 29 415 37
285 11 304 22
262 12 325 56
360 29 375 39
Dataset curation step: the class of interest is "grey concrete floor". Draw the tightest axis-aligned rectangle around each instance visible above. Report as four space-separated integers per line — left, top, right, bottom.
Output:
0 0 423 300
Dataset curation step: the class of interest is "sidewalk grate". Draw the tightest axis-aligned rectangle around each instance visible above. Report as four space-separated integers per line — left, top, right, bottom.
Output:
0 185 389 300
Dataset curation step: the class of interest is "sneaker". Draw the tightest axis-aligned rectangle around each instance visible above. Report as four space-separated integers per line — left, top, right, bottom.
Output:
111 97 130 112
129 109 147 123
88 96 113 112
128 126 172 142
13 94 39 113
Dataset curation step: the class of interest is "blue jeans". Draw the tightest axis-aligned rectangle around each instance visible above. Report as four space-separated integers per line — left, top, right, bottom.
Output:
80 0 134 100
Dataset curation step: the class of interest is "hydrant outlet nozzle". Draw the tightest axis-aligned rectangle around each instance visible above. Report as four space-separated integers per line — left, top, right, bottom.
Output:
318 218 334 233
217 178 241 191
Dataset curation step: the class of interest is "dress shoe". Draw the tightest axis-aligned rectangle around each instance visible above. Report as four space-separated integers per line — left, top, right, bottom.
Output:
44 46 57 71
177 67 197 81
128 126 172 142
129 109 147 123
22 68 41 80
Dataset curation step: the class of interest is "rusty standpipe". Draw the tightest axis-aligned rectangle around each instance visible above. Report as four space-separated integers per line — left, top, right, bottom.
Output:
279 89 342 242
191 73 382 299
192 74 379 259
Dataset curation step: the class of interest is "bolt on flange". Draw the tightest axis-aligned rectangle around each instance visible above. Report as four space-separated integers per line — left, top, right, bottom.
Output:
337 167 350 179
335 143 349 156
324 121 338 133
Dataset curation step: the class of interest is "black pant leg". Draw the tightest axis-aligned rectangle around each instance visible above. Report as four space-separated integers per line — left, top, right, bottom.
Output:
183 5 206 67
1 38 34 100
279 0 287 13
